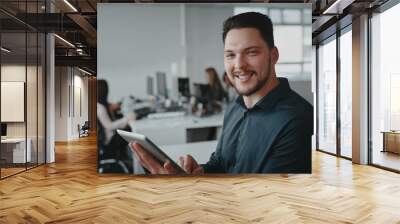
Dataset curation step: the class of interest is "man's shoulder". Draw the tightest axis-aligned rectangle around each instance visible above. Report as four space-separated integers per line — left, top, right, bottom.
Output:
275 89 313 119
272 90 313 136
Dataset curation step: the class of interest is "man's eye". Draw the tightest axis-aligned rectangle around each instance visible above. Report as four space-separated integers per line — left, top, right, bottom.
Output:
248 51 258 56
225 54 235 59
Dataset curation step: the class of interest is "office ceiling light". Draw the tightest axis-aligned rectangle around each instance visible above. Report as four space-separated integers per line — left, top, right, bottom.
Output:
1 47 11 53
323 0 341 14
76 48 85 55
54 34 75 48
323 0 354 15
78 67 92 76
63 0 78 12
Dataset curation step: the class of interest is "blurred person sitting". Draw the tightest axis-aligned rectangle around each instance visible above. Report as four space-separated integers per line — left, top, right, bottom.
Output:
204 67 228 113
97 79 136 172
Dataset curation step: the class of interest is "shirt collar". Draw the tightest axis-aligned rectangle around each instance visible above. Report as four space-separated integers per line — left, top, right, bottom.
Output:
235 77 291 111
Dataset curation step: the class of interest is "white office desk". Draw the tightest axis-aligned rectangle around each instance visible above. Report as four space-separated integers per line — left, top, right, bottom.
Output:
129 113 224 145
1 138 32 163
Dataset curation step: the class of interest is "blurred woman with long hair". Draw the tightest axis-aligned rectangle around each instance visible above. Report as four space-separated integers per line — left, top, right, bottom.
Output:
205 67 227 102
97 79 135 172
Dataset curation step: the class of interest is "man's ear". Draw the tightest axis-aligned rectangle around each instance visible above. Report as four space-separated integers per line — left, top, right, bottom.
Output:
271 47 279 65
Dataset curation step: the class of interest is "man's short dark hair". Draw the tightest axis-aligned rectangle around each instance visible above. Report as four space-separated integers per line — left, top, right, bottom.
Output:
222 12 275 48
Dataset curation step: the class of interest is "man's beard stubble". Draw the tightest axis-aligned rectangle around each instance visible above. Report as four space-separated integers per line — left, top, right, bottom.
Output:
233 56 272 97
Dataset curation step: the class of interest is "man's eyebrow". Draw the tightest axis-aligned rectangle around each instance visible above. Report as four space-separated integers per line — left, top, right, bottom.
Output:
224 46 261 53
244 46 261 51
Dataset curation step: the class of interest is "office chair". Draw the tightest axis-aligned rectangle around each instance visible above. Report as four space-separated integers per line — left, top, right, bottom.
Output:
78 121 90 138
97 120 130 174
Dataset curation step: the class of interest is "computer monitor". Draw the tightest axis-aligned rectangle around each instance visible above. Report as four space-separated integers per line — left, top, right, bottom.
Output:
193 83 210 101
1 123 7 138
156 72 168 98
178 77 190 97
193 83 215 115
147 76 154 96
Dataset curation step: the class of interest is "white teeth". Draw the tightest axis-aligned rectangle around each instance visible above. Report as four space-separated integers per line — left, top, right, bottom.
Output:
238 75 250 81
235 73 252 81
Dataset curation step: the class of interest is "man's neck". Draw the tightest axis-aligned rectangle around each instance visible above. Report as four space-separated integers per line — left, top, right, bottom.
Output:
243 76 279 109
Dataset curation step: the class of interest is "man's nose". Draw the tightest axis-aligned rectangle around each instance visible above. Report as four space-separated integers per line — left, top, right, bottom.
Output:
233 54 246 71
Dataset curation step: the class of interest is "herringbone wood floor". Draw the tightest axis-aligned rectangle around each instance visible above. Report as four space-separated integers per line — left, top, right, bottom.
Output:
1 135 400 223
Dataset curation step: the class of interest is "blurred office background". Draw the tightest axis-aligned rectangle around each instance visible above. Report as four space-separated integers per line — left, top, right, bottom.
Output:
98 3 312 103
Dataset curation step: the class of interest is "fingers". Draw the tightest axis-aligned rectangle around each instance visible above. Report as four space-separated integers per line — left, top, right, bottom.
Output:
179 156 184 167
181 154 202 174
183 155 194 173
130 142 178 174
164 160 177 174
192 166 204 174
130 142 162 174
129 142 152 172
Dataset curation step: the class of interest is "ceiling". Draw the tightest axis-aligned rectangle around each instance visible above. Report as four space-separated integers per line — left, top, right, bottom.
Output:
311 0 389 44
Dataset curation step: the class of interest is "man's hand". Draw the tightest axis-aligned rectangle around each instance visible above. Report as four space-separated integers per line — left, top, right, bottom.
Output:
179 155 204 174
130 142 178 174
129 142 204 174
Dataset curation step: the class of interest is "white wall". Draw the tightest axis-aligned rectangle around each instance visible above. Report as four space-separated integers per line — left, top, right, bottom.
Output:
80 76 89 126
185 5 233 84
73 74 89 137
98 4 184 102
55 67 68 141
54 67 89 141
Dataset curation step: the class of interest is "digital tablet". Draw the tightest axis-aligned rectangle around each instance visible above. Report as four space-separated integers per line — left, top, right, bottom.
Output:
116 129 186 174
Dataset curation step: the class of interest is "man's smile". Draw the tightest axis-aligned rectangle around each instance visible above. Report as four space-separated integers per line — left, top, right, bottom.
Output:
234 71 256 82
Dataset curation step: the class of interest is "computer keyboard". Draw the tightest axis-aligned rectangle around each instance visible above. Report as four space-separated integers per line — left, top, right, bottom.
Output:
147 111 186 119
134 106 153 120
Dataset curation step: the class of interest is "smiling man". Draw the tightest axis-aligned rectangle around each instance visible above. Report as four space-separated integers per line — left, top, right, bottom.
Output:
131 12 313 174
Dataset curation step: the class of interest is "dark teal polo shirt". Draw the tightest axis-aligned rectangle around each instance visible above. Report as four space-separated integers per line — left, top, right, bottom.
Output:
202 78 313 173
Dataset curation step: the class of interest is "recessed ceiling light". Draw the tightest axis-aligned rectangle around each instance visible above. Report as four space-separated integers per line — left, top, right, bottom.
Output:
78 67 92 76
63 0 78 12
1 47 11 53
322 0 353 15
54 34 75 48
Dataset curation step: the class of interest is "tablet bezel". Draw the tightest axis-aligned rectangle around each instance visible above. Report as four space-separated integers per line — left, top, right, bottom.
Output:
117 129 186 173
